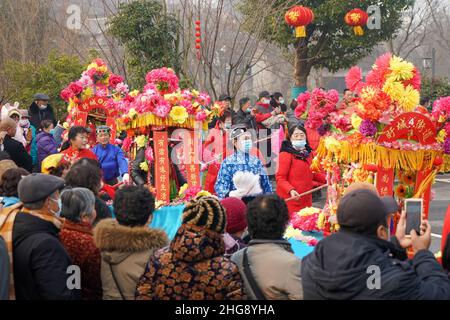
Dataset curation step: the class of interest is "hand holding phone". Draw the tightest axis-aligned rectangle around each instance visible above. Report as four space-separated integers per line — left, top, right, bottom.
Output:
404 199 423 236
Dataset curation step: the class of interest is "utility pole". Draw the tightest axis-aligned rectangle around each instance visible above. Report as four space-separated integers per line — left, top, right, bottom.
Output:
431 47 436 81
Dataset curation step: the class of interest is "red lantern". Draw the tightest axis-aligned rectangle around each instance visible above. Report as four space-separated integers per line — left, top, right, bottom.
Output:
195 44 201 49
195 20 201 25
195 38 201 43
196 32 201 37
284 6 314 38
195 26 201 31
344 8 369 36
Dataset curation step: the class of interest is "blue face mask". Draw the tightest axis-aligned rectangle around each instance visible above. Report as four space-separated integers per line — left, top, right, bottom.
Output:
240 140 253 153
224 122 232 129
292 140 307 149
245 108 252 114
50 129 55 135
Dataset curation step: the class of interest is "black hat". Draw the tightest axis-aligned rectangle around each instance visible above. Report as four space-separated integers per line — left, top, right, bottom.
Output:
182 196 226 233
218 94 232 102
380 196 399 214
18 173 65 204
33 93 50 101
229 124 248 140
337 189 389 232
258 91 270 99
96 125 111 133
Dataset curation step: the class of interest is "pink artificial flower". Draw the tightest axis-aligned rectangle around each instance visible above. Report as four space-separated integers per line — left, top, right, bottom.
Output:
145 67 179 94
345 66 363 92
60 88 75 102
195 110 207 121
115 82 129 94
122 137 132 153
326 89 340 105
85 68 97 78
79 75 93 87
68 82 83 95
197 92 211 106
145 147 154 162
181 89 193 101
144 83 157 94
378 111 392 125
109 74 123 88
93 58 106 67
154 100 171 118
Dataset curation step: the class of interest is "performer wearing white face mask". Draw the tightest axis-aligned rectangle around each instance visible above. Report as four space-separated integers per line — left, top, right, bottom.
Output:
214 125 272 202
276 124 327 219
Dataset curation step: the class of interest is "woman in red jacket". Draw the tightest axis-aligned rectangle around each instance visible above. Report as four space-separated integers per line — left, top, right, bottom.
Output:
276 125 326 218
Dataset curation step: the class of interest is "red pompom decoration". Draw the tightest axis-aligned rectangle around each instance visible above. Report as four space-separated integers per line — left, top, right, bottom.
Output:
195 20 201 25
195 44 201 49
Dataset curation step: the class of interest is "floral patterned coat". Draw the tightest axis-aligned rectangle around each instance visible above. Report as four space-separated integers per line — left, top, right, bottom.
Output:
135 224 245 300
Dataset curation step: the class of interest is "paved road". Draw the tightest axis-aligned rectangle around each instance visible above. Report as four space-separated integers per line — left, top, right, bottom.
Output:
310 173 450 254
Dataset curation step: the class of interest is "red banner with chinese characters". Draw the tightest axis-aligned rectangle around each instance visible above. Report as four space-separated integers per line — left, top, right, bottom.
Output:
378 112 436 145
376 167 394 197
154 131 170 203
75 111 88 127
78 97 118 117
186 130 201 187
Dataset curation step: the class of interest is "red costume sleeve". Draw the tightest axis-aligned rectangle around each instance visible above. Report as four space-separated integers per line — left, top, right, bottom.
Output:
275 152 295 195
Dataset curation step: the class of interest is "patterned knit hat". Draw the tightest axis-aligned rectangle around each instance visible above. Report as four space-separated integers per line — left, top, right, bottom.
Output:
220 197 247 234
182 196 226 234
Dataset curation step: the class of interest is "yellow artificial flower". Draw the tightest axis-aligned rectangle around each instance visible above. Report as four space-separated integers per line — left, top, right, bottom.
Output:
317 212 325 230
382 77 404 101
135 135 146 148
388 56 414 81
169 105 189 124
398 85 420 112
324 137 341 154
101 75 110 85
155 200 165 210
298 207 321 217
351 114 363 130
128 108 138 119
81 87 94 101
438 115 446 123
284 225 301 239
87 62 98 70
360 85 377 100
191 89 200 98
68 98 77 111
139 162 149 172
196 190 212 198
129 90 140 97
179 183 188 195
164 93 181 104
63 122 69 130
437 129 447 143
97 65 108 73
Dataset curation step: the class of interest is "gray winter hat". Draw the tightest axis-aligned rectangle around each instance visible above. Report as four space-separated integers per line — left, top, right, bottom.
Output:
33 93 50 101
18 173 65 204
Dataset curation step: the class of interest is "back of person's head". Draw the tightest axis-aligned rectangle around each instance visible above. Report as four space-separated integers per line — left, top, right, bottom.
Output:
443 236 450 272
0 118 16 132
290 99 298 110
0 168 30 197
343 182 379 197
68 126 88 141
40 119 53 131
114 186 155 227
337 189 389 237
61 187 96 223
65 161 102 195
247 195 289 240
182 196 227 234
74 157 101 169
220 197 247 235
0 151 11 161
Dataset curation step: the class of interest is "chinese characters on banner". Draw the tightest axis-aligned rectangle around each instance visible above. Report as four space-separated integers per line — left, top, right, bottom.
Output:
154 131 170 203
376 167 394 197
414 170 432 219
186 130 201 187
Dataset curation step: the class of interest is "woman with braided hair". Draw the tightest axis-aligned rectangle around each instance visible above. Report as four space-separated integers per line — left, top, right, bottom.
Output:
136 196 245 300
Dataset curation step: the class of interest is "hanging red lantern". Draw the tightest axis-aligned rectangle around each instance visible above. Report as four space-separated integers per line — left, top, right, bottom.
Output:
195 38 201 43
284 6 314 38
344 8 369 36
195 44 201 49
196 32 201 37
195 20 201 25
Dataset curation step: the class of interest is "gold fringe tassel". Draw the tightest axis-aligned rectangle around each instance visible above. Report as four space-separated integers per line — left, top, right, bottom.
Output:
413 170 437 198
116 113 208 131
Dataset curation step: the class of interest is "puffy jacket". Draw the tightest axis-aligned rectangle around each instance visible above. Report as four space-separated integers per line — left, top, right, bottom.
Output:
302 231 450 300
36 132 58 164
92 144 128 182
2 136 32 173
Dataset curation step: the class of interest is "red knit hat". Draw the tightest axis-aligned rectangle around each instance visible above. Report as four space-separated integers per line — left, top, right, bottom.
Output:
220 197 247 234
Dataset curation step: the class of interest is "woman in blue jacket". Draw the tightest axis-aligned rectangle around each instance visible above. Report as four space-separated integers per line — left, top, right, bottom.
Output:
92 126 129 185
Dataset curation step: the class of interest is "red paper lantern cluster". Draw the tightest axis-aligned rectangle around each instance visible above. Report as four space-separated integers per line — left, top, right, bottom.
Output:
284 6 314 38
195 20 201 54
344 8 369 36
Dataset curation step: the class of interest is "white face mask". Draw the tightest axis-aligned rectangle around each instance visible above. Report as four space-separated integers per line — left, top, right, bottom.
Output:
39 105 47 110
279 98 285 104
19 119 30 128
49 197 62 217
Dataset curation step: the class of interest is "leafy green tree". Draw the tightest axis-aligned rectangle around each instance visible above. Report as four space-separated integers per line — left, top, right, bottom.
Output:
1 51 84 116
421 77 450 105
108 0 181 88
240 0 412 94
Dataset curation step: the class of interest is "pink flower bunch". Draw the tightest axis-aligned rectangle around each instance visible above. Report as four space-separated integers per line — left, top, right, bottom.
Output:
145 67 179 95
195 110 207 121
184 186 202 200
294 92 310 118
115 82 129 95
153 99 172 118
122 137 132 153
431 96 450 122
303 89 338 130
60 88 75 102
68 82 83 95
196 92 211 106
330 112 352 132
291 212 320 232
345 66 363 93
181 89 193 101
79 75 93 87
179 99 195 115
365 53 392 88
143 83 157 94
145 147 154 162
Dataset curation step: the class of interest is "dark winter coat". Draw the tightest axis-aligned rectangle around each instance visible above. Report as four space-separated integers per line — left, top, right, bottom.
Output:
28 102 56 129
12 212 81 300
135 224 245 300
2 135 32 173
36 131 58 164
0 235 9 300
301 230 450 300
232 110 257 130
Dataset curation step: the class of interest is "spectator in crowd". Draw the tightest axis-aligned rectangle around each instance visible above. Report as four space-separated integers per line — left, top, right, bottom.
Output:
302 189 450 299
59 187 102 300
232 195 302 300
0 235 9 300
92 126 129 186
221 197 247 257
0 118 32 172
7 108 26 146
60 126 98 162
337 88 355 114
0 157 17 182
136 196 245 300
28 93 56 129
36 120 58 168
0 173 80 300
286 99 305 130
270 92 287 112
65 159 112 225
18 110 38 169
94 186 168 300
215 125 272 199
53 113 68 149
209 94 234 129
0 151 11 161
41 154 71 178
276 125 326 218
442 205 450 275
0 168 30 208
232 97 257 130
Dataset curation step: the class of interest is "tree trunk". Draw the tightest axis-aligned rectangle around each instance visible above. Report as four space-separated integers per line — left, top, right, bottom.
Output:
294 38 311 87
